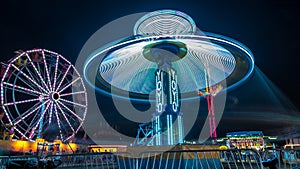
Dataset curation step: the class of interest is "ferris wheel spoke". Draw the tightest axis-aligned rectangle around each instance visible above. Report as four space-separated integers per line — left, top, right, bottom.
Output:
57 101 83 122
29 101 51 139
41 50 53 91
4 86 39 99
56 103 75 133
3 82 44 96
26 107 41 134
52 54 60 91
60 91 86 97
4 98 40 106
55 65 71 92
23 66 43 91
12 69 40 92
12 70 40 92
54 104 64 140
14 127 29 140
48 102 54 125
14 100 49 125
11 64 48 93
59 98 86 108
25 53 51 92
37 63 47 88
57 77 80 93
13 101 44 126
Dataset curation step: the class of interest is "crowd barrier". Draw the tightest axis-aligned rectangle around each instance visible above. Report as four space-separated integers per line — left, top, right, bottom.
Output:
43 149 263 169
1 148 299 169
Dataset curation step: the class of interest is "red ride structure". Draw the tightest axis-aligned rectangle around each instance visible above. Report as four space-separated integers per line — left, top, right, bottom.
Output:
197 81 223 139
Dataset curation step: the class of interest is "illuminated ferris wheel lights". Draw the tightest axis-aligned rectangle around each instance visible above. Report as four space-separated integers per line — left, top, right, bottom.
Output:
56 103 75 133
29 102 51 140
57 100 83 122
25 52 51 92
11 64 48 94
52 54 60 91
14 100 50 125
54 104 63 142
1 49 88 141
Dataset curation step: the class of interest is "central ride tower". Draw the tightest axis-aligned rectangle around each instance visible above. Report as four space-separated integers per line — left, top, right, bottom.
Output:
135 10 197 145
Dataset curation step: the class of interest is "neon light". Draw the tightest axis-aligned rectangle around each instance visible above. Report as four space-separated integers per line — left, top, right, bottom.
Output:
59 98 86 108
56 103 75 133
15 100 49 125
134 9 196 36
25 52 50 92
29 101 50 139
54 104 63 141
4 98 40 106
84 33 254 101
59 91 86 97
3 82 43 95
57 76 80 93
11 64 48 93
41 50 53 92
52 54 60 91
169 115 174 145
156 70 163 113
57 101 83 121
55 64 71 92
49 102 54 125
0 49 87 142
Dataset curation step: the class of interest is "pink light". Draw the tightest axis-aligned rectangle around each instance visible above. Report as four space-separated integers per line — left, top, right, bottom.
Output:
41 50 52 91
55 65 71 92
3 82 43 95
60 98 86 108
57 100 83 121
54 104 63 140
14 100 49 125
4 98 40 106
14 127 29 140
56 103 75 133
11 64 48 94
29 101 51 140
52 55 60 91
57 77 80 94
49 102 54 125
25 52 50 92
59 91 85 97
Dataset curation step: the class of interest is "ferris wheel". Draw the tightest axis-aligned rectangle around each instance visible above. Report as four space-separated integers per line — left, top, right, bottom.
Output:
0 49 87 142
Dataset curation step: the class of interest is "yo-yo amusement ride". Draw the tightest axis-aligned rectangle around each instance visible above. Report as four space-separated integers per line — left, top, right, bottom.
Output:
84 10 254 146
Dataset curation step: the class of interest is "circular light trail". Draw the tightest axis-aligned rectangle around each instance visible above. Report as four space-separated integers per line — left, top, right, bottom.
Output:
134 9 197 36
84 33 254 101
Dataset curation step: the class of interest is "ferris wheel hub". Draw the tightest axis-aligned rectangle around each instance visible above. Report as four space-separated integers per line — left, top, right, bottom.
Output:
51 92 60 101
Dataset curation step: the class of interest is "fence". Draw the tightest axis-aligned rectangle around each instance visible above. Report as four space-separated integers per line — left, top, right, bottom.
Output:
1 148 299 169
0 155 39 169
43 149 263 169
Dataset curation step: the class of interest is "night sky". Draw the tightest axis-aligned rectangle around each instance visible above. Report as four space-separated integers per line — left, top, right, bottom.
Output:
1 0 300 140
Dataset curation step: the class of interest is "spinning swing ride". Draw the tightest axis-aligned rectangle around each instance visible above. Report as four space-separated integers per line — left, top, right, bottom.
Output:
84 9 254 146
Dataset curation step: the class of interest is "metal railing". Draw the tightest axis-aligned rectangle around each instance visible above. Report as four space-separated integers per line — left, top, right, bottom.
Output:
8 148 300 169
39 149 263 169
46 152 132 169
0 155 39 169
137 149 263 169
274 148 300 169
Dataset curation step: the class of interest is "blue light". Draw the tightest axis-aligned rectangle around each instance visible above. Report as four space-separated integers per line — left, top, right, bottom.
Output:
84 33 254 101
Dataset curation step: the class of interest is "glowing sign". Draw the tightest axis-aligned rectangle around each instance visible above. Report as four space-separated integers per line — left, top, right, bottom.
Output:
156 70 164 113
